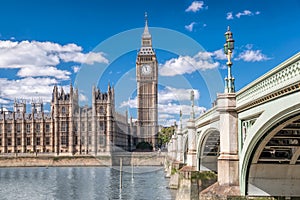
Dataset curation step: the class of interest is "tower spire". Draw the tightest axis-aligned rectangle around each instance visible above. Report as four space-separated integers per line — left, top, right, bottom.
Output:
145 12 148 26
142 12 151 40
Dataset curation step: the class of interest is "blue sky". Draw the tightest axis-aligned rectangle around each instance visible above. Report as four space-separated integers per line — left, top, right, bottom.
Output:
0 0 299 126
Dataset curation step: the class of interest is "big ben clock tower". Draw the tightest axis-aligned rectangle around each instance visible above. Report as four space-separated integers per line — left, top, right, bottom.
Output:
136 13 158 146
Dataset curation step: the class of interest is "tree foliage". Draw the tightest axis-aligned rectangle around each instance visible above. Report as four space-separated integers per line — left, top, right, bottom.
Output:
158 126 176 146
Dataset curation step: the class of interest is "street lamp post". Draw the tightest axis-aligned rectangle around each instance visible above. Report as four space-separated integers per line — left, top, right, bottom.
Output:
224 26 235 93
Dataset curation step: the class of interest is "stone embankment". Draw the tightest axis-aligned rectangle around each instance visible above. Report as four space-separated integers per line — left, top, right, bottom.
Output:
0 152 166 167
0 156 106 167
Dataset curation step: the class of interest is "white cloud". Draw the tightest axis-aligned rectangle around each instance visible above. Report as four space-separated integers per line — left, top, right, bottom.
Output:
0 40 108 70
213 44 269 63
159 114 175 120
33 41 82 52
0 40 60 68
236 50 270 62
72 66 81 73
79 93 88 102
158 103 206 116
185 1 204 12
220 65 227 70
59 52 108 65
1 107 9 112
0 98 10 104
226 10 260 20
212 49 227 60
236 10 252 18
185 22 196 32
120 98 137 108
0 39 109 102
158 87 199 104
226 12 234 20
17 66 71 80
0 40 18 48
0 77 59 102
159 118 178 127
159 51 219 76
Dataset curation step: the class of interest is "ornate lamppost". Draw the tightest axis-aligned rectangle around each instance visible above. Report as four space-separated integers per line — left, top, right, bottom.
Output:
224 26 235 93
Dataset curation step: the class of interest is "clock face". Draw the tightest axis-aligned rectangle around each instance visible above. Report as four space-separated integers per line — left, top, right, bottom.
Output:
141 64 152 75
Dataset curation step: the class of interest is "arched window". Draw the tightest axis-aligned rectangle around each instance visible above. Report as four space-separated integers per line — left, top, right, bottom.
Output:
99 121 105 131
99 106 104 114
62 106 66 114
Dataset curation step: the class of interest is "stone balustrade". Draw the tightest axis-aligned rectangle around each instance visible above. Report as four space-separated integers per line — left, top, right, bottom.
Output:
236 52 300 110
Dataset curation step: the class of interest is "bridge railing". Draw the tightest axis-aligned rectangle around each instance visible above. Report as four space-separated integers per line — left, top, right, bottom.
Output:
236 52 300 110
195 106 219 128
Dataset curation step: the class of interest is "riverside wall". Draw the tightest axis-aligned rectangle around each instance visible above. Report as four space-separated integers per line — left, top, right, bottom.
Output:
0 152 166 167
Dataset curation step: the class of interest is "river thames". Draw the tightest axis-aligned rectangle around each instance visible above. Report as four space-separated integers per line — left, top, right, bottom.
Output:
0 166 175 200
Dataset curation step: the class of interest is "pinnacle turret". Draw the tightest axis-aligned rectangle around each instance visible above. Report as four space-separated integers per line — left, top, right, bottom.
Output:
142 12 151 39
141 12 152 48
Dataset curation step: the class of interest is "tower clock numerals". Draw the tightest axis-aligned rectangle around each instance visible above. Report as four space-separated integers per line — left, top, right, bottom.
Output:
141 64 152 75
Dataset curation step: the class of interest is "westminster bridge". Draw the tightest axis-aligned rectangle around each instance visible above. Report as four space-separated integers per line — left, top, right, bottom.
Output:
167 51 300 198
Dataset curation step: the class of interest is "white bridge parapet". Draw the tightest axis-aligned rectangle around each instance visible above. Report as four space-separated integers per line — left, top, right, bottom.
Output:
236 52 300 110
195 106 219 128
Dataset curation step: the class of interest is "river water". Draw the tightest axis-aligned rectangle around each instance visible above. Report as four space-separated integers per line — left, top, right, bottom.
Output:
0 166 175 200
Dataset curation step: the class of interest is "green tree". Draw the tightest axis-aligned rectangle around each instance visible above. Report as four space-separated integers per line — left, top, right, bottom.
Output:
158 126 176 147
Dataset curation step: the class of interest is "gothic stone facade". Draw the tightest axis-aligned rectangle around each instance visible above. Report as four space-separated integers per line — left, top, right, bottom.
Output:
0 84 131 155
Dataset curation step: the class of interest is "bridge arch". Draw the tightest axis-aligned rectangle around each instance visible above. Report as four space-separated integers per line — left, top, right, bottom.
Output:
240 100 300 197
196 128 220 172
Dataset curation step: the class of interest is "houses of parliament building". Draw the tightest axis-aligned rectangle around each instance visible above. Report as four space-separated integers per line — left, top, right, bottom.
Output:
0 84 132 155
0 14 158 155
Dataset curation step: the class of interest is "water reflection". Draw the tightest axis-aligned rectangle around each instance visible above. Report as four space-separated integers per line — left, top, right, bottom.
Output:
0 167 174 200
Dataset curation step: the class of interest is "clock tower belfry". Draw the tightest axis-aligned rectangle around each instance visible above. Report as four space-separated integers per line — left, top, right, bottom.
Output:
136 13 158 146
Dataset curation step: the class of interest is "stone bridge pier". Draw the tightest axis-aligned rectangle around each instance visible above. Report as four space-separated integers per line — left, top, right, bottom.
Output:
201 93 240 198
